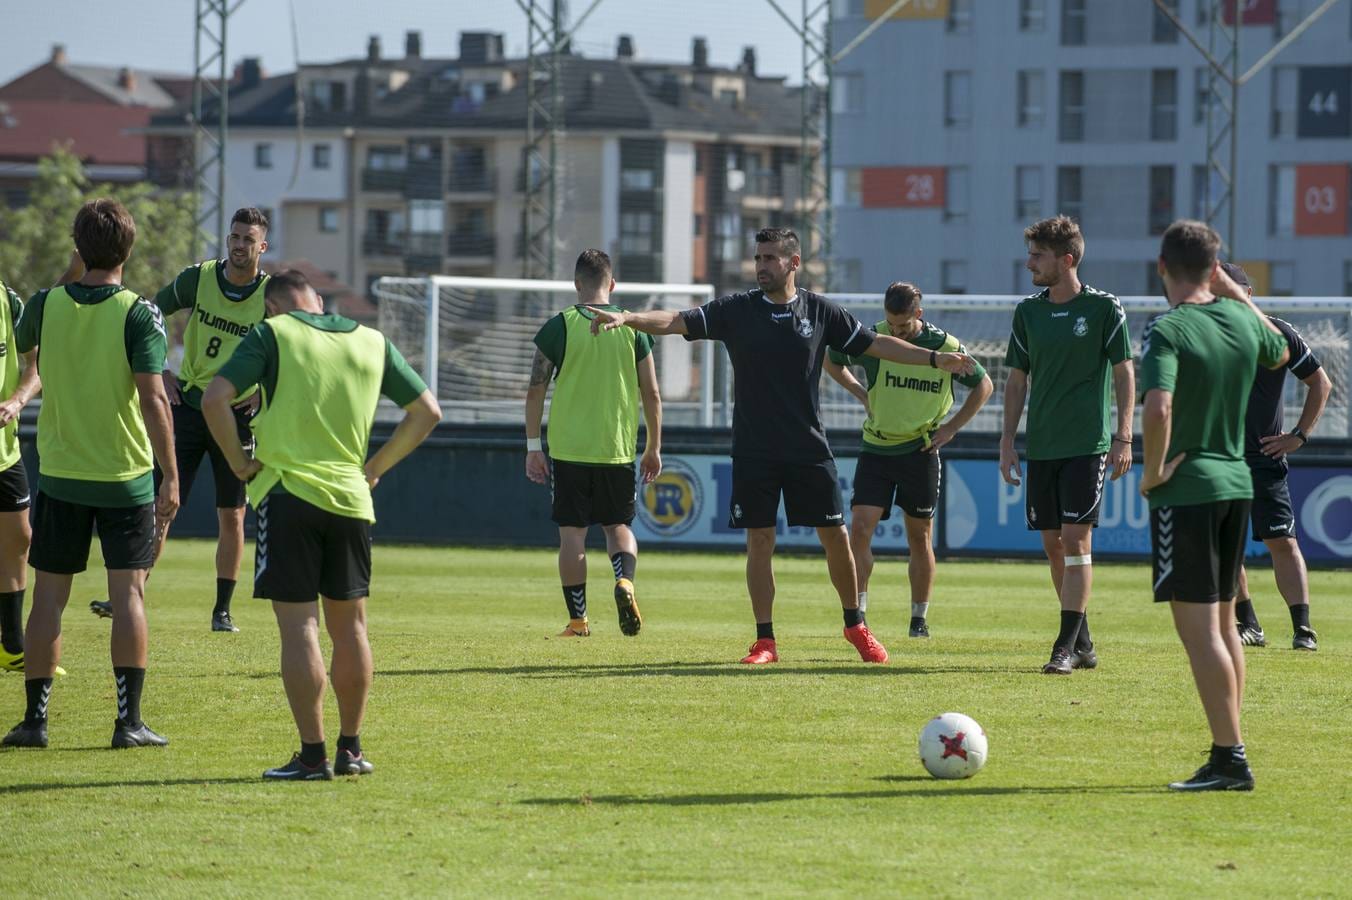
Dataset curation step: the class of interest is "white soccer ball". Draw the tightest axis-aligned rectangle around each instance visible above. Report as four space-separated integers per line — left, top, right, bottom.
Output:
918 712 988 779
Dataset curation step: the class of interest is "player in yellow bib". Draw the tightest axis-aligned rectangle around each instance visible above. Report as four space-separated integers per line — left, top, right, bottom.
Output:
0 276 42 674
91 208 270 632
204 269 441 780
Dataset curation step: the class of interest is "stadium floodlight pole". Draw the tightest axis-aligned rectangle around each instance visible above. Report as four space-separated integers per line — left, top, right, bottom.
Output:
191 0 243 260
1153 0 1346 258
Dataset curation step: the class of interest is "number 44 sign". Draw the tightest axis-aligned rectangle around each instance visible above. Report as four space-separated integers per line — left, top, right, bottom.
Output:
1294 165 1349 237
1298 66 1351 138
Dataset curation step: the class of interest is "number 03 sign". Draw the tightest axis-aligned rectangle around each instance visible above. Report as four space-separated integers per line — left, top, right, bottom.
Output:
1294 165 1349 236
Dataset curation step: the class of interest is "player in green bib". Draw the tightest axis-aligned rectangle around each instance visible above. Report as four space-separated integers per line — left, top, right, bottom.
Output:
525 250 661 639
1001 216 1135 675
0 276 43 675
826 282 992 639
1139 220 1288 792
140 208 271 632
204 269 440 780
4 200 180 751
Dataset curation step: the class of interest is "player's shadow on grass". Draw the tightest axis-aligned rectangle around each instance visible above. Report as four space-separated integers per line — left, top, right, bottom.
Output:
521 782 1159 806
0 776 261 795
374 662 1017 679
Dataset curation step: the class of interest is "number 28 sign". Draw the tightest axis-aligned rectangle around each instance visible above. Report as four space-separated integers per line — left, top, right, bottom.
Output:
860 167 948 209
1294 165 1349 236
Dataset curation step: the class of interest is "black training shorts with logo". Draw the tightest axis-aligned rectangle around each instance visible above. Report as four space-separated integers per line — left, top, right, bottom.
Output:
550 458 636 527
1025 453 1108 530
1150 499 1250 603
154 401 255 509
253 490 371 602
1247 458 1296 542
729 456 844 529
850 450 940 520
29 492 156 574
0 458 31 512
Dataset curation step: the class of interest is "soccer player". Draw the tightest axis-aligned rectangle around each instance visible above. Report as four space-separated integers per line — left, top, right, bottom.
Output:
524 250 661 638
0 275 41 674
587 228 976 665
1000 216 1134 675
1139 220 1288 791
1219 263 1330 652
202 270 440 780
90 207 270 632
825 282 993 638
3 199 179 750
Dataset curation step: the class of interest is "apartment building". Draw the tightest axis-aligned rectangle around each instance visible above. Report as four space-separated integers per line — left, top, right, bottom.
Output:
148 31 820 301
831 0 1352 296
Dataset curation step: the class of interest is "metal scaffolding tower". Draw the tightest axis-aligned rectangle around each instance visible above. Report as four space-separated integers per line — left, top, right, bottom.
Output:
518 0 565 279
1156 0 1345 257
192 0 241 259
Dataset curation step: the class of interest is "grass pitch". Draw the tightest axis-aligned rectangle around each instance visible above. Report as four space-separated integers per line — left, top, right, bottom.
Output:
3 541 1349 897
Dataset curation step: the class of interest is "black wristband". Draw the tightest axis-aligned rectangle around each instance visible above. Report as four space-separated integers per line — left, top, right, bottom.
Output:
929 350 937 368
1292 427 1308 445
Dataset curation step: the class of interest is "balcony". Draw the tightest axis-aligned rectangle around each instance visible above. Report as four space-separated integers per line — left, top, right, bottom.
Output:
447 232 496 258
362 232 405 257
362 168 406 192
447 167 495 194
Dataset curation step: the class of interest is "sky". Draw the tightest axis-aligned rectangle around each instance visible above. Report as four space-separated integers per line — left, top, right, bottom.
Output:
2 0 806 86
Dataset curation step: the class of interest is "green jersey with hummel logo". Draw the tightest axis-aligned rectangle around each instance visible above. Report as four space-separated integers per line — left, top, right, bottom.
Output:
1004 285 1131 460
155 259 268 408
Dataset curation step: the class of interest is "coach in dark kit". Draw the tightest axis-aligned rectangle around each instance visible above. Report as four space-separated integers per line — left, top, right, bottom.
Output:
586 227 976 665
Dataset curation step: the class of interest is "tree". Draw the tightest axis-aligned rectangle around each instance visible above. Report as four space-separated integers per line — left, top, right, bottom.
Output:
0 144 195 301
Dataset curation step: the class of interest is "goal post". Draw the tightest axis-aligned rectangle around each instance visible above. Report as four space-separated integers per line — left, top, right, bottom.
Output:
373 275 718 425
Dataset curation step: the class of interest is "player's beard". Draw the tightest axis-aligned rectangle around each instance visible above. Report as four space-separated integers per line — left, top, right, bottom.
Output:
758 272 787 294
1030 269 1058 288
228 251 255 276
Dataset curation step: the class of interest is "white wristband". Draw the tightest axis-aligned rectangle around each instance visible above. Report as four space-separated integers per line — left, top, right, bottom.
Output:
527 437 542 452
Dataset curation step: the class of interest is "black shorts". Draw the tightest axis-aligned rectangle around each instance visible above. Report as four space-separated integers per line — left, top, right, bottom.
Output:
253 491 371 602
29 491 156 574
729 456 844 529
1025 454 1107 530
1150 499 1250 604
154 402 254 509
1248 461 1296 541
550 459 636 528
0 458 30 512
850 450 940 520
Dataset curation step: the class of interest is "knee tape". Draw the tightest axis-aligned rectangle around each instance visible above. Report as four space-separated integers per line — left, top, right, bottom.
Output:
1064 554 1092 567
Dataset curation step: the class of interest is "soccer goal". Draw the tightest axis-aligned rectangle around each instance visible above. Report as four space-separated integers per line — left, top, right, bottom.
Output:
822 293 1352 439
373 275 717 425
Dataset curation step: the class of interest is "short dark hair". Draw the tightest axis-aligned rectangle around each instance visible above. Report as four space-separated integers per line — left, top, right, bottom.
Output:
264 268 311 300
574 249 612 292
1159 219 1221 284
1220 261 1250 290
232 207 270 232
72 198 136 270
1024 215 1084 266
755 227 800 258
883 282 922 315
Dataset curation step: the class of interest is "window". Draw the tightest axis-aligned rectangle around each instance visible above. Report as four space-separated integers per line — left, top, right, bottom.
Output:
1018 70 1045 127
409 140 436 163
1270 262 1295 297
1057 166 1083 220
714 212 742 261
946 0 972 33
408 199 443 234
1019 0 1045 31
1343 260 1352 295
1061 0 1086 45
254 143 273 170
309 80 346 112
1192 165 1209 219
1271 67 1298 137
1149 165 1175 235
693 213 703 236
621 211 655 254
833 168 861 207
312 143 332 170
1193 67 1211 125
319 207 339 233
620 168 655 191
1059 71 1084 142
368 146 406 171
1269 164 1296 235
945 167 969 221
944 71 972 128
832 73 865 114
1153 0 1180 43
941 260 968 294
1016 165 1042 219
1151 69 1178 141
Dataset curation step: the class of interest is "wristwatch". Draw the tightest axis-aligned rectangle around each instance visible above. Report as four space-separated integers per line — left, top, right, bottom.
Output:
1292 427 1308 445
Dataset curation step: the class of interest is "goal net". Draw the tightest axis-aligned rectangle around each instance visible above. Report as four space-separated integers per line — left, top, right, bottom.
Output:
373 275 716 424
822 293 1352 439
